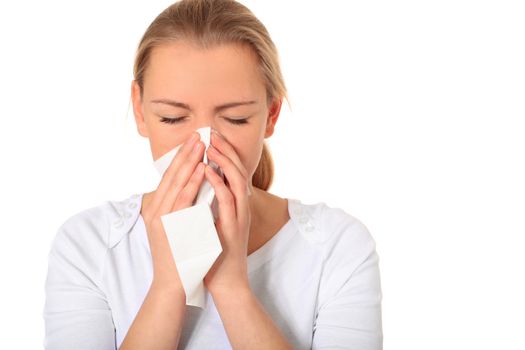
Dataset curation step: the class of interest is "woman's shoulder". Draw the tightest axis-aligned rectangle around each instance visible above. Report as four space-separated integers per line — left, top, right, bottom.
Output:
289 198 380 308
49 193 144 256
287 198 377 260
288 198 373 244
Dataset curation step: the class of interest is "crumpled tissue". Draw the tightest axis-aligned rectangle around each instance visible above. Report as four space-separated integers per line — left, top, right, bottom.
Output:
152 126 224 309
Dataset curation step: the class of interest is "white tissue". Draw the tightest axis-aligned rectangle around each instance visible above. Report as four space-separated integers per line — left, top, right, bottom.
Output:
153 126 223 220
153 126 224 308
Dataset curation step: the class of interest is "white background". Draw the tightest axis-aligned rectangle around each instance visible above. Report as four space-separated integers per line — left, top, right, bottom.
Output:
1 0 524 348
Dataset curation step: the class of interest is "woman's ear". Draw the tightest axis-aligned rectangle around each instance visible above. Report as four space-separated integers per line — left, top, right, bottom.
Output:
131 80 149 138
264 98 283 138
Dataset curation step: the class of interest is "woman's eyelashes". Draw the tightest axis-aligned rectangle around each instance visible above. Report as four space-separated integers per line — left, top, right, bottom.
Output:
159 116 249 125
160 116 186 124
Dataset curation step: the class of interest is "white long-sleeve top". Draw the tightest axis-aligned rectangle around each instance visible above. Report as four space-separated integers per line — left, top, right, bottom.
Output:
43 192 383 349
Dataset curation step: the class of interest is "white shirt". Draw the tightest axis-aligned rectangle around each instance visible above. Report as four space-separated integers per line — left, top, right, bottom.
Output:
43 192 383 349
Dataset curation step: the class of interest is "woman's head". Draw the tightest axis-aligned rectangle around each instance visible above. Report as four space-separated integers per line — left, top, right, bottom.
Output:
131 0 289 191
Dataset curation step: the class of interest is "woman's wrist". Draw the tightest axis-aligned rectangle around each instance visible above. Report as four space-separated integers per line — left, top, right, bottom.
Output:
208 281 293 349
150 278 186 299
208 281 252 301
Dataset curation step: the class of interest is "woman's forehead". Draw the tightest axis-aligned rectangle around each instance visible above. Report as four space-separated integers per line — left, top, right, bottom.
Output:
143 41 265 102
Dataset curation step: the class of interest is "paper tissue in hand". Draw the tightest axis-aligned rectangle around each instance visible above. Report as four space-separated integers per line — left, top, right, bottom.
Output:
153 126 223 309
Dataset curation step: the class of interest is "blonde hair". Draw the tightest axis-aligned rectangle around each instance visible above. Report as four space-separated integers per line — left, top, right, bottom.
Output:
132 0 289 191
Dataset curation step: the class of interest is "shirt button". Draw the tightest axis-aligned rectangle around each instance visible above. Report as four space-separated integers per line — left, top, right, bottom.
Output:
113 220 124 228
291 204 302 213
128 202 137 209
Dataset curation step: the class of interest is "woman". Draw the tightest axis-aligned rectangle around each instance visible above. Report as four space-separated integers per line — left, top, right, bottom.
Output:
43 0 383 349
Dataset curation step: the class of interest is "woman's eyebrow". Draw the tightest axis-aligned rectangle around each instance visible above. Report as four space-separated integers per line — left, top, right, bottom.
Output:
150 98 257 112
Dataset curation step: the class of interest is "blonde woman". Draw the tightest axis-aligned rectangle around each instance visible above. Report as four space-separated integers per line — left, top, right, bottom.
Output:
43 0 383 349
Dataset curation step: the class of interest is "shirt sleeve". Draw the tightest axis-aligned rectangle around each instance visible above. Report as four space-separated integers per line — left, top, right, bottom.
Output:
43 214 116 350
312 207 383 350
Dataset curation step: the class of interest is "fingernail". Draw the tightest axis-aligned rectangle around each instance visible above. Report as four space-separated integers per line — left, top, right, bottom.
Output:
193 141 202 153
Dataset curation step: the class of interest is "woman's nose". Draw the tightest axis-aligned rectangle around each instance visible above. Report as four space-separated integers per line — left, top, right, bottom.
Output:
194 122 219 136
192 123 223 146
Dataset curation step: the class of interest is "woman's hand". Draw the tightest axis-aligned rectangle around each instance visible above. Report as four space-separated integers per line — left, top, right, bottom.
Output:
141 131 207 292
203 130 252 294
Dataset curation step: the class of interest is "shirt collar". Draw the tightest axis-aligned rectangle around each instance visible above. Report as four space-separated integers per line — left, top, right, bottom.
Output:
107 192 144 248
106 194 324 249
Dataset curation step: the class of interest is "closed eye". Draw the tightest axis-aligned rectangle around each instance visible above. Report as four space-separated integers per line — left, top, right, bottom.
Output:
160 116 187 124
224 117 249 125
159 116 248 125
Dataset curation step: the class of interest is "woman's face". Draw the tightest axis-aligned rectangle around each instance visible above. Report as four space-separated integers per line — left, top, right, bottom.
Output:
131 40 282 181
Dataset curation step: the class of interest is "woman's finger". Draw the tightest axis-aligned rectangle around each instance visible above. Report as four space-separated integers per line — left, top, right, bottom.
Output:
158 140 205 215
204 164 237 233
206 144 250 225
210 131 249 178
172 162 206 211
147 131 200 218
210 131 251 221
